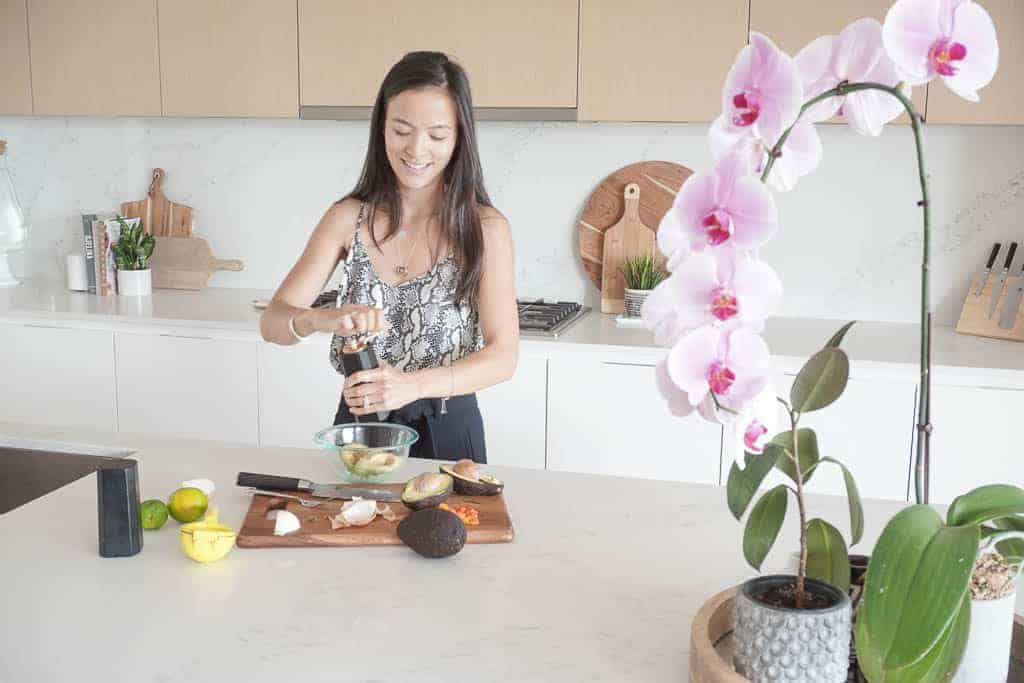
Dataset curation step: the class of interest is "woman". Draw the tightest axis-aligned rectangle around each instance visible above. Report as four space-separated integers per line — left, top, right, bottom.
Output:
260 51 518 464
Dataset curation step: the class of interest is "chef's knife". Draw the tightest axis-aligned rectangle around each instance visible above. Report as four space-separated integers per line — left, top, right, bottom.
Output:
998 259 1024 330
988 242 1017 318
974 242 1002 296
236 472 400 502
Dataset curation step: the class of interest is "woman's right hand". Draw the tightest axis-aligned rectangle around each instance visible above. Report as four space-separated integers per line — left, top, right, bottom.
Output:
299 303 387 337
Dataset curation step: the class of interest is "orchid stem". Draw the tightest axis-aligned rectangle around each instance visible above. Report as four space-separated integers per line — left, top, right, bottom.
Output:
761 81 931 505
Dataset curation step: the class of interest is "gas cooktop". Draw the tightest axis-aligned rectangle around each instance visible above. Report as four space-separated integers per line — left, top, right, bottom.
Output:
517 299 590 338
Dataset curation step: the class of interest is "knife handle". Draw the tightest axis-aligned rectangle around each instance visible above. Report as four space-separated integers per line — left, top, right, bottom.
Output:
236 472 304 491
986 243 1002 269
1004 242 1018 269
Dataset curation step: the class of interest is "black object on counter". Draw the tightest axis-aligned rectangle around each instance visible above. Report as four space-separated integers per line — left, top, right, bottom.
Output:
97 458 143 558
340 342 390 422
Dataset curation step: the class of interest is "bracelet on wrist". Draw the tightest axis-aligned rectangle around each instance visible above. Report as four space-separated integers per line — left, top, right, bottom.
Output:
288 315 310 342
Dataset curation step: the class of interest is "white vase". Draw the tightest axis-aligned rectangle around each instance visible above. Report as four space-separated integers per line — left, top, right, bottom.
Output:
117 269 152 296
623 288 650 317
952 589 1017 682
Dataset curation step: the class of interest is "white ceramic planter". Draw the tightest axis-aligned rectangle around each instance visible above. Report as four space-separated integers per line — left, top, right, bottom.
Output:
952 589 1017 682
623 288 650 317
117 268 152 296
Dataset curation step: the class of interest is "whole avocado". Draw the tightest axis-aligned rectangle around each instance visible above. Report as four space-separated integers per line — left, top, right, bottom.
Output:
397 508 467 558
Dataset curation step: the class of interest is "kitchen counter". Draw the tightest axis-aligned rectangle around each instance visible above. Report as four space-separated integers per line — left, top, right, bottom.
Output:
2 280 1023 385
0 421 924 682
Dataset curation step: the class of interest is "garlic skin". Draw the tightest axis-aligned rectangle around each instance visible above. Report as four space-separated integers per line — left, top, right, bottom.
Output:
182 478 216 496
270 509 301 536
330 497 379 529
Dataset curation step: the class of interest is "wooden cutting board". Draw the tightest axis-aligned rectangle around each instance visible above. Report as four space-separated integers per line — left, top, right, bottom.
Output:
121 168 193 237
236 486 514 548
599 183 660 314
577 160 692 299
149 236 244 290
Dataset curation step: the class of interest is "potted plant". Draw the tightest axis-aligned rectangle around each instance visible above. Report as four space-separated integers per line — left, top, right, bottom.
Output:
642 0 1001 679
112 217 155 296
619 254 666 317
857 486 1024 682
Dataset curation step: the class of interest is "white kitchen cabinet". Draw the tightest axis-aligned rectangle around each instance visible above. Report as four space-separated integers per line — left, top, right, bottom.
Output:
546 357 723 484
257 336 344 448
721 374 917 503
924 384 1024 504
477 353 547 470
0 323 116 431
115 332 258 444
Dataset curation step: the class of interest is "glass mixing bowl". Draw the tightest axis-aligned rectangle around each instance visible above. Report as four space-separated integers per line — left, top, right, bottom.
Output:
314 423 419 482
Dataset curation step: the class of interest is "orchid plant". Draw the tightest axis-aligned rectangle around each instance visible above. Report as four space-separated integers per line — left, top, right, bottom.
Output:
643 0 999 621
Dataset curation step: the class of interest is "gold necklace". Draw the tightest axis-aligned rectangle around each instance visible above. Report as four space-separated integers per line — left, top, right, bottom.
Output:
394 227 422 278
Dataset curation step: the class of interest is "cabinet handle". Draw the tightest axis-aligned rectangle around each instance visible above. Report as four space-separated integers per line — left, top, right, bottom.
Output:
22 323 64 330
159 333 213 341
602 361 656 369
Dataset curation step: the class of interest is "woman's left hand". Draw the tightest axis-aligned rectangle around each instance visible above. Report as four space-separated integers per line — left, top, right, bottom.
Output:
343 361 421 416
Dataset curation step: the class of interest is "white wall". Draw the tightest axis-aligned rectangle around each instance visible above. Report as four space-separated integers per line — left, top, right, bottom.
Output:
0 116 1021 325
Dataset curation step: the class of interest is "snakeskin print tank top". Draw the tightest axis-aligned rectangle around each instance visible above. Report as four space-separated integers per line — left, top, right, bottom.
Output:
329 203 484 375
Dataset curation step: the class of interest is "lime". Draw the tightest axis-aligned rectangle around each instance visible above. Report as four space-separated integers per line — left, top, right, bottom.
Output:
139 499 169 530
167 487 209 523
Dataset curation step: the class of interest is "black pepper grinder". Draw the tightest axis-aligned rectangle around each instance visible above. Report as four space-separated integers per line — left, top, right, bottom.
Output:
340 338 390 422
96 458 143 558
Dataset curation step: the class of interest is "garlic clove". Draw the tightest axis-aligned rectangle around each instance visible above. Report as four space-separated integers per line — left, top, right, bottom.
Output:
182 478 216 496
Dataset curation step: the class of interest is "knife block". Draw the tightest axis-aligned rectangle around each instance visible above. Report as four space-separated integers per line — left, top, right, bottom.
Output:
955 273 1024 342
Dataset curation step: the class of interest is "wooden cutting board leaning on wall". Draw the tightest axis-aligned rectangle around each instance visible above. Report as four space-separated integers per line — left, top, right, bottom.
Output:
577 161 693 313
121 168 193 237
149 236 244 290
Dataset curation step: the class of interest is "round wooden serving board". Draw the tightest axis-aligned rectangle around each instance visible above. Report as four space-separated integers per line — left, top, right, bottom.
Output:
576 160 692 292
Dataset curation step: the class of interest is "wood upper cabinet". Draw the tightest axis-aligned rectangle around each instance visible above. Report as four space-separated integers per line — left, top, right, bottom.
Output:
579 0 749 122
298 0 578 109
749 0 927 124
925 0 1023 124
28 0 161 116
0 0 33 115
158 0 299 117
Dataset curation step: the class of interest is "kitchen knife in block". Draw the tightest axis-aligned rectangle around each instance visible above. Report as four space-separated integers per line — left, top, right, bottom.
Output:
600 183 660 314
149 236 244 290
120 168 193 237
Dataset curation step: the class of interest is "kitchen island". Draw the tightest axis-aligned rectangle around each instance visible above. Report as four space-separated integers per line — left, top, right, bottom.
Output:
0 421 934 683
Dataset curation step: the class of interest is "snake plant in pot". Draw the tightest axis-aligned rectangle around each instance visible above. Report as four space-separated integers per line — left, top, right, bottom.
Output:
112 217 155 296
620 254 666 317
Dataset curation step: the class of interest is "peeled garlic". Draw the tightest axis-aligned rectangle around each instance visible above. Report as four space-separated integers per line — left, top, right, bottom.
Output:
330 497 379 529
270 509 301 536
182 478 216 496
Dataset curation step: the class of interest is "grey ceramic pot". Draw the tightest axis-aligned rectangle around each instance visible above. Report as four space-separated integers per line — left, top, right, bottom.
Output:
732 575 851 682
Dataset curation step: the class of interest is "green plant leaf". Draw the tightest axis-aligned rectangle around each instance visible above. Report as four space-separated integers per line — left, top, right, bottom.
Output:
805 518 850 593
825 321 856 348
790 347 850 413
882 594 971 683
988 516 1024 563
820 457 864 545
947 484 1024 526
726 445 780 520
772 429 819 485
742 485 788 571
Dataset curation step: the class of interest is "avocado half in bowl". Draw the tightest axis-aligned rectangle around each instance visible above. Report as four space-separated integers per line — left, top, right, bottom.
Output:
401 472 453 510
314 423 419 482
439 459 504 496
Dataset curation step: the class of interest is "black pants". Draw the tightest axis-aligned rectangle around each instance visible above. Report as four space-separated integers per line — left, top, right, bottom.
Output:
333 394 487 464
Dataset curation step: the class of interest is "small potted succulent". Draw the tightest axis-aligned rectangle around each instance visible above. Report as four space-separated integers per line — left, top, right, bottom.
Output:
619 254 666 317
112 217 155 296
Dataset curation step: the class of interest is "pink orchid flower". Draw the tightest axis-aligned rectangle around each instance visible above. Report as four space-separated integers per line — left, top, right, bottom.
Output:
669 249 783 330
667 150 777 252
710 120 822 193
796 18 908 136
734 383 778 465
642 278 688 347
883 0 998 101
666 325 771 411
656 359 721 424
710 32 803 159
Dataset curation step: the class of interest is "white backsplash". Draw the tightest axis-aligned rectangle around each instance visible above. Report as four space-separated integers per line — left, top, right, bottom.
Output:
0 116 1021 325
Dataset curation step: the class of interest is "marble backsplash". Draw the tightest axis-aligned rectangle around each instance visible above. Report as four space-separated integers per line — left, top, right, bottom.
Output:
0 115 1021 325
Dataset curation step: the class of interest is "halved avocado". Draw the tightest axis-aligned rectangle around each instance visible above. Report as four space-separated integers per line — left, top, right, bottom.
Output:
401 472 453 510
439 459 504 496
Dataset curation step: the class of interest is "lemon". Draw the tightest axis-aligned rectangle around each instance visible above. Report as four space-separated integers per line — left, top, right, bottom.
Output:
139 499 169 530
167 487 208 523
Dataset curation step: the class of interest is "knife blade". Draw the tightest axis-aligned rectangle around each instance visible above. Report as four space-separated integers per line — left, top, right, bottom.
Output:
974 242 1002 296
988 242 1018 318
998 259 1024 330
236 472 400 502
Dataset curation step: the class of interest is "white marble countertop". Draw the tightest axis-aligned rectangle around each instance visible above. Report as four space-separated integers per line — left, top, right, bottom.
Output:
1 280 1023 385
0 421 924 682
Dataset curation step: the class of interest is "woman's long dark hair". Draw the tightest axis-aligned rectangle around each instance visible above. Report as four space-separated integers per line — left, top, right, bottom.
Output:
341 51 491 305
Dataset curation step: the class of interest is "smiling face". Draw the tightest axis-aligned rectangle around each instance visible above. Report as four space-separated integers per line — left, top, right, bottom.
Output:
384 86 458 191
